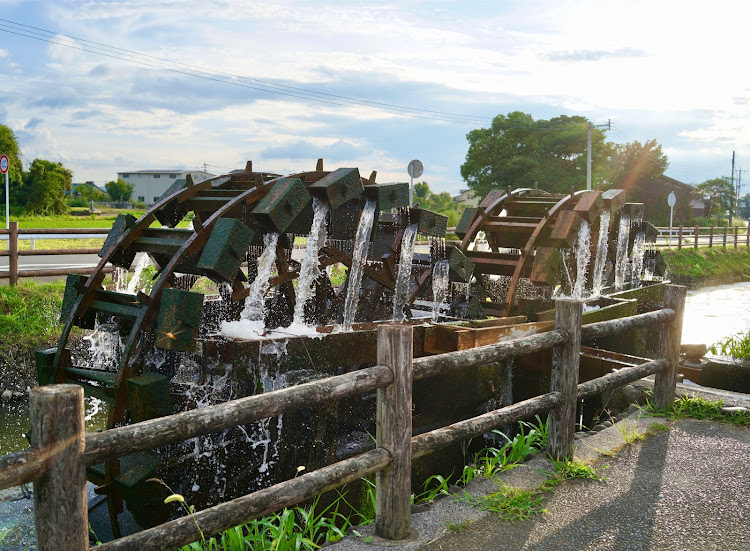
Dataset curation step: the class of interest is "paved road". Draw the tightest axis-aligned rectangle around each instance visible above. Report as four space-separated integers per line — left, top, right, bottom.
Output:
0 253 101 284
420 419 750 551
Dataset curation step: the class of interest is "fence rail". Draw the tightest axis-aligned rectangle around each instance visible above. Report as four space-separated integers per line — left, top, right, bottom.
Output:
654 225 750 250
0 284 686 550
0 221 110 284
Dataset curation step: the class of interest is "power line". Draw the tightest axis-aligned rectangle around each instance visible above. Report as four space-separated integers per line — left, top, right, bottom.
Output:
0 18 612 130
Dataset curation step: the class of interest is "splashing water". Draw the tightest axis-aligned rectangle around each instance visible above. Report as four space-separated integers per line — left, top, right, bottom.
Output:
629 231 646 287
614 212 631 290
341 200 377 330
82 319 123 370
592 211 611 297
124 254 152 295
392 224 418 322
292 198 329 327
572 220 591 299
221 232 279 338
431 259 450 322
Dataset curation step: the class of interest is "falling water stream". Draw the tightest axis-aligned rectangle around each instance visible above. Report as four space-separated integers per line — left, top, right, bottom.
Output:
292 198 329 327
431 259 450 322
392 224 419 322
592 211 611 296
572 220 591 299
629 231 646 286
614 212 631 290
221 232 280 338
341 199 377 331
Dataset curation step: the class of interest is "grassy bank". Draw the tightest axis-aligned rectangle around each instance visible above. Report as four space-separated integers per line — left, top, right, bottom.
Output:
0 281 74 390
661 247 750 288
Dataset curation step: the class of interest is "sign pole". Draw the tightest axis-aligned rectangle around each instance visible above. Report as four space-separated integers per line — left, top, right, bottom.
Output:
0 154 9 230
667 191 677 249
407 159 423 207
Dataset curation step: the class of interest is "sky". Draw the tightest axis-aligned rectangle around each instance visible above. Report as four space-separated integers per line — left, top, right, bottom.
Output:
0 0 749 197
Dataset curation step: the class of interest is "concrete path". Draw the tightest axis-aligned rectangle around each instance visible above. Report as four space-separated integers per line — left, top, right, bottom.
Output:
332 394 750 551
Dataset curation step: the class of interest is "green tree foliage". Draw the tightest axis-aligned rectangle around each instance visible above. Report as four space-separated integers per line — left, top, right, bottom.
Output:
105 178 134 202
738 194 750 220
460 112 612 197
22 159 73 215
413 181 462 226
0 124 25 217
696 177 735 219
603 139 669 196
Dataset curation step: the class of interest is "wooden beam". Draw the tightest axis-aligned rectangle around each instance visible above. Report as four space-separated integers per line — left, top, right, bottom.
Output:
653 285 687 409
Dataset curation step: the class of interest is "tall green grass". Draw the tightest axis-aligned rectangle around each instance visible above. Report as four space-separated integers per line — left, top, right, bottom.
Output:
710 331 750 360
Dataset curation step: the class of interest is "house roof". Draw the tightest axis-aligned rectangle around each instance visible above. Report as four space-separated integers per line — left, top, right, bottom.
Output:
656 175 698 194
116 169 213 175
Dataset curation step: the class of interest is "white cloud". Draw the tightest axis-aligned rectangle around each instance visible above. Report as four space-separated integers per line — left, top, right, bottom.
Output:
47 34 81 64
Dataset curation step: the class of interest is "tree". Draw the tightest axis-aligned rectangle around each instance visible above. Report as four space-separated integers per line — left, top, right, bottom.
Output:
412 181 463 225
696 177 735 219
460 111 612 198
0 124 24 219
603 139 669 197
738 194 750 220
22 159 73 215
105 178 134 202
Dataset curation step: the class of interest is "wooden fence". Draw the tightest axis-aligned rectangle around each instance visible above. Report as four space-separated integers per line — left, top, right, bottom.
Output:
655 225 750 250
0 221 110 285
0 285 686 550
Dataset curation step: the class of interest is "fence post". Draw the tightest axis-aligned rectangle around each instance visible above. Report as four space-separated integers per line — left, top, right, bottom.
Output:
678 225 683 250
722 226 727 248
30 384 87 551
653 285 687 410
548 299 582 460
375 324 413 540
734 226 738 249
9 220 18 286
694 226 699 250
709 226 713 248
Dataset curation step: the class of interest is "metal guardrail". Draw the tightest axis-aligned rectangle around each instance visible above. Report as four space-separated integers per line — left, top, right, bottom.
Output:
653 225 750 249
0 222 110 284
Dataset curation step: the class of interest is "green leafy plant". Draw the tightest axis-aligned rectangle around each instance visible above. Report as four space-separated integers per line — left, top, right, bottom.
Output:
545 459 602 488
457 484 547 522
617 421 646 444
646 394 750 427
709 331 750 360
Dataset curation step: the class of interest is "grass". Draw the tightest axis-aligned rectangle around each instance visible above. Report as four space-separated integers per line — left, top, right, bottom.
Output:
645 394 750 427
445 519 473 533
709 331 750 360
617 421 647 444
660 247 750 288
546 459 602 486
457 485 547 522
0 280 70 350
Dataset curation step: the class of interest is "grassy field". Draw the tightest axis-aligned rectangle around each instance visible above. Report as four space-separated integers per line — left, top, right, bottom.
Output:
661 247 750 288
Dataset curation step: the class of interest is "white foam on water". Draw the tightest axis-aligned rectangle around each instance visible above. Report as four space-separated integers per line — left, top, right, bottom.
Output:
293 198 329 326
592 211 611 296
341 199 376 331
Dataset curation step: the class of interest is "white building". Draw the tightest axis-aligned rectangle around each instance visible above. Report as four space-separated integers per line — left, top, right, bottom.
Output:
117 170 215 205
453 188 480 208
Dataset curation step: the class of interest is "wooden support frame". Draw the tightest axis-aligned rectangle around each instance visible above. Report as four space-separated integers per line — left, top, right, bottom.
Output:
653 285 687 409
30 384 87 550
548 299 582 460
375 324 413 540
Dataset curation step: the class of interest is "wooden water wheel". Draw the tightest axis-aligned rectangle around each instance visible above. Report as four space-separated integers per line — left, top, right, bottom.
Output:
455 187 628 316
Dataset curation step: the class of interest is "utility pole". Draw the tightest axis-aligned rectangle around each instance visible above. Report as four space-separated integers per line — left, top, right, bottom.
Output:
587 119 611 190
730 151 735 225
737 167 749 221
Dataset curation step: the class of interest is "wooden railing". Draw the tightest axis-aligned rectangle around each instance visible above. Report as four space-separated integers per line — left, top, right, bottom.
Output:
0 285 686 550
0 221 110 284
654 225 750 250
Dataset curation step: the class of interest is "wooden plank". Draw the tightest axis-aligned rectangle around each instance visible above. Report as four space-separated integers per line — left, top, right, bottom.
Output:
375 325 413 540
580 308 674 341
413 329 568 381
548 299 582 460
573 190 603 222
84 364 393 465
412 392 563 459
30 385 88 551
95 448 391 551
547 209 580 248
577 359 667 399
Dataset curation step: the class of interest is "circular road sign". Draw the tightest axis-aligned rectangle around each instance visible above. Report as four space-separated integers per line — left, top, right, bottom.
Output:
0 155 8 174
667 191 677 207
407 159 423 179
